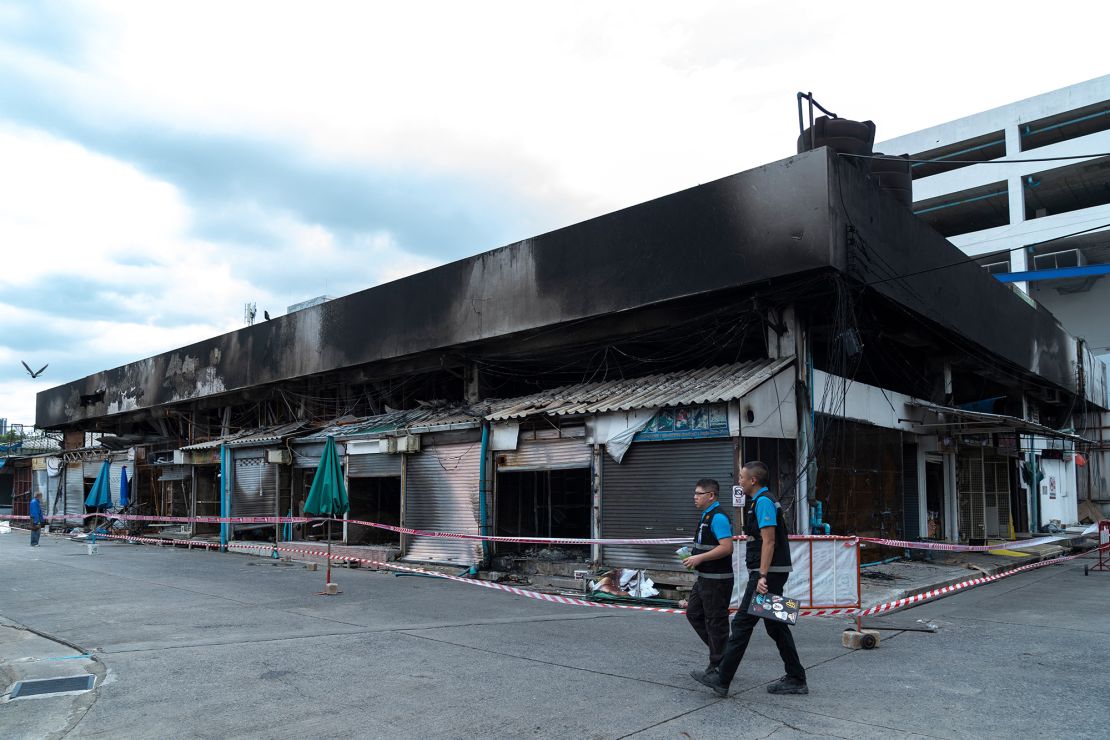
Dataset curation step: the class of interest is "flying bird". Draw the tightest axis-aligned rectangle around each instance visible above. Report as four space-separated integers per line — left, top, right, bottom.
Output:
21 361 48 378
264 310 271 320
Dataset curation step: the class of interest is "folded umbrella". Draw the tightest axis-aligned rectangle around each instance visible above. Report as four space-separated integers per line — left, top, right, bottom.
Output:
85 460 113 509
119 465 130 508
303 436 350 594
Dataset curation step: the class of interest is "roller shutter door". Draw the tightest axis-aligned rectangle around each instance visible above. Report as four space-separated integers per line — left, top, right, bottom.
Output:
403 443 482 564
495 438 592 472
65 462 86 515
232 450 278 518
348 453 401 478
294 443 325 469
602 439 735 570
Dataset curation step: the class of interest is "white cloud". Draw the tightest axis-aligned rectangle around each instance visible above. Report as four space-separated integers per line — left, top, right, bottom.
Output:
1 0 1109 427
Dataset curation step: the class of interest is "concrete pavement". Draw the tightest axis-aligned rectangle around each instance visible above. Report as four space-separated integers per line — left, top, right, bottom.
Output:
1 529 1107 739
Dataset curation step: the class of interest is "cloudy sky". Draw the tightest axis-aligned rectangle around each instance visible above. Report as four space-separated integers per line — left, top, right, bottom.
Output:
1 1 1106 426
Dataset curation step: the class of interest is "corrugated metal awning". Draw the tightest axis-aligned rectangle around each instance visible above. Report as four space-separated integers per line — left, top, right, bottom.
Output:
909 400 1089 442
181 421 311 450
298 407 483 443
486 358 793 421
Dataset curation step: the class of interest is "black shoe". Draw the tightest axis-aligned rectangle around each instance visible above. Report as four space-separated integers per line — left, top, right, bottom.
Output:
691 669 728 697
766 676 808 695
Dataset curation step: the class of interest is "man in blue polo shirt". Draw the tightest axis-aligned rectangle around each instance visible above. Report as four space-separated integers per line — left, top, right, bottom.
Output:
682 478 734 679
692 461 807 697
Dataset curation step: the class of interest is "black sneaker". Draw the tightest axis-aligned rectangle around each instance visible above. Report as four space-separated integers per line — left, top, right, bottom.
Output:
766 676 808 695
691 669 728 697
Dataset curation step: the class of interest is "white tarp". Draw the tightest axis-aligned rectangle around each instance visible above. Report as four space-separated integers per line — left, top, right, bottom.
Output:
586 409 657 463
730 538 859 609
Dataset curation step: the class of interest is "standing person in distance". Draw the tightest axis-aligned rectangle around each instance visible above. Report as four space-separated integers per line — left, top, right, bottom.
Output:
692 461 808 697
29 492 44 547
682 478 734 680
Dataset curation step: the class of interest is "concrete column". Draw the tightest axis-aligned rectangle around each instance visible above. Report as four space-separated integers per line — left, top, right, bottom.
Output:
1005 124 1031 294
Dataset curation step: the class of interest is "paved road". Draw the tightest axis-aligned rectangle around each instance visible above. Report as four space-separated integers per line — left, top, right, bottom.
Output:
1 532 1106 739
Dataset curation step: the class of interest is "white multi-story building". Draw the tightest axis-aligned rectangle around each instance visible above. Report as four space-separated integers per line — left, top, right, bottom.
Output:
879 76 1110 521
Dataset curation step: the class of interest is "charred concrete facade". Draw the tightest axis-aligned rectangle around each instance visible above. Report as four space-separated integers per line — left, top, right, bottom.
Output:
33 148 1108 550
38 149 1095 430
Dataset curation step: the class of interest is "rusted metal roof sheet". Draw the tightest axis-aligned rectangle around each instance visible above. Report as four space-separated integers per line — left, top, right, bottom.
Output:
485 358 793 420
180 421 311 450
297 406 483 442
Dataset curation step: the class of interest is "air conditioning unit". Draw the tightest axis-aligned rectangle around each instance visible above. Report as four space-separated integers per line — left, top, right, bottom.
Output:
1032 249 1085 271
265 449 291 465
379 435 421 454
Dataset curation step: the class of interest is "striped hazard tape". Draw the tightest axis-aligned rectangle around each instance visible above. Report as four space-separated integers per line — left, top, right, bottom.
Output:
2 511 1075 553
81 531 1106 619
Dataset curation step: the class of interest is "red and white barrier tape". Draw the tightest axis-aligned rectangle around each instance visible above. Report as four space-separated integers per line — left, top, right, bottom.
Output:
69 530 1107 619
0 512 1080 552
859 534 1069 553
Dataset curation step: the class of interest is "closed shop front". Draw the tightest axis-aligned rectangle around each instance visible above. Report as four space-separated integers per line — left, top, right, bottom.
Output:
958 447 1012 542
403 442 482 564
347 451 403 545
495 436 593 552
65 461 85 516
231 449 279 519
601 438 735 571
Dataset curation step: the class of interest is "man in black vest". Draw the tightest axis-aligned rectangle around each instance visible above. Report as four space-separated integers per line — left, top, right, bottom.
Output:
692 461 807 697
682 478 734 679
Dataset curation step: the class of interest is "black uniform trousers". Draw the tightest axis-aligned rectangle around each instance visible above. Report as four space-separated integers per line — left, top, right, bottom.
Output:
685 575 734 669
716 571 806 686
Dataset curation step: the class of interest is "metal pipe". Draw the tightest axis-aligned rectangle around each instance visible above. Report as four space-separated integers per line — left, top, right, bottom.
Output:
913 188 1008 216
1023 107 1110 137
477 422 490 562
219 444 228 551
995 263 1110 283
910 137 1005 169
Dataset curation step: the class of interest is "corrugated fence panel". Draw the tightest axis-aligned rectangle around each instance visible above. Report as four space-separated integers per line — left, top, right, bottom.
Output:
403 443 483 564
232 451 278 518
495 438 592 472
347 453 402 478
602 439 735 570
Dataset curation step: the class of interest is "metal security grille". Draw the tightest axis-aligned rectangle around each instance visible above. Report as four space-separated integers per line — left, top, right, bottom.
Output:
347 453 402 478
11 675 95 699
984 454 1012 538
495 438 592 472
601 439 735 570
403 442 483 564
232 452 278 518
957 449 985 541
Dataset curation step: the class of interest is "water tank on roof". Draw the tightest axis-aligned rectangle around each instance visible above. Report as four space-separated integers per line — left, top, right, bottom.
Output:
797 115 876 157
870 153 913 207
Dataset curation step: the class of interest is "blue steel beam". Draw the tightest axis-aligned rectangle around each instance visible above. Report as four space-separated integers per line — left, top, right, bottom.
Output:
995 263 1110 283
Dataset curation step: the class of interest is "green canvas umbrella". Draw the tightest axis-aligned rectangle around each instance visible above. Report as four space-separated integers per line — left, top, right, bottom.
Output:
303 436 349 594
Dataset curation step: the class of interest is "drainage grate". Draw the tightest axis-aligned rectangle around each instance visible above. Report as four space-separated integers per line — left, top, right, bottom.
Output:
10 675 95 699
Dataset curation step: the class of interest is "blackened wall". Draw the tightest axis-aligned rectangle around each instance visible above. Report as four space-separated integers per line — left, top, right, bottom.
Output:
37 152 839 428
829 156 1080 393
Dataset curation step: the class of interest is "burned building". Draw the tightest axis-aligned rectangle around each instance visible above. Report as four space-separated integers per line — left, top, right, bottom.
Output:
35 147 1108 573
